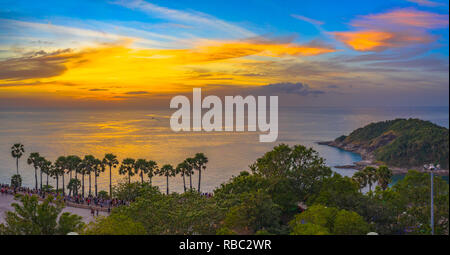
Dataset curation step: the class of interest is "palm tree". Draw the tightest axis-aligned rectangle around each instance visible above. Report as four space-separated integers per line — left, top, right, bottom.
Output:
40 159 52 187
185 158 195 190
352 171 367 193
135 159 149 184
176 161 189 192
37 156 45 190
82 155 96 197
376 165 393 191
119 158 135 185
93 158 104 197
146 160 158 185
54 156 68 195
49 163 60 193
158 164 176 195
66 155 81 195
194 153 208 193
27 152 42 190
102 153 118 198
363 166 377 193
11 143 25 175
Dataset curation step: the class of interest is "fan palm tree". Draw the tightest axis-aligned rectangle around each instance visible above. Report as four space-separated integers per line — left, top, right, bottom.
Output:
352 171 367 193
146 160 158 185
93 158 104 197
82 155 96 197
176 161 189 192
27 152 42 190
40 158 52 187
102 153 118 197
54 156 68 195
158 164 176 195
119 158 136 185
194 153 208 193
185 157 195 190
135 159 149 184
11 143 25 175
66 155 81 195
363 166 377 193
376 165 393 191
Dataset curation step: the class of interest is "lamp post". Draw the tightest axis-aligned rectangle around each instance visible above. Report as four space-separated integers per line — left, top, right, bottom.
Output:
424 163 440 235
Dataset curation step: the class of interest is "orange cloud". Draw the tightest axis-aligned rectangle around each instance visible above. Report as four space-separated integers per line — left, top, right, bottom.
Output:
0 39 335 100
353 8 449 29
332 8 447 51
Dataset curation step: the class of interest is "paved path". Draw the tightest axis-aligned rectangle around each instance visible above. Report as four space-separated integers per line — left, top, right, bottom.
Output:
0 194 108 224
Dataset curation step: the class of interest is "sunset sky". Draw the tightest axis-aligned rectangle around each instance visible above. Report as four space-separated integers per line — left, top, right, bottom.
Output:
0 0 448 109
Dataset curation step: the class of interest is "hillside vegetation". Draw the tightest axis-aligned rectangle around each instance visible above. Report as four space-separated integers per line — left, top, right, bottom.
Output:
334 119 449 169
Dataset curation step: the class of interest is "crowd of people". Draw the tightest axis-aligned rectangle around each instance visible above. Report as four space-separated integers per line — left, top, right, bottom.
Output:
1 183 129 213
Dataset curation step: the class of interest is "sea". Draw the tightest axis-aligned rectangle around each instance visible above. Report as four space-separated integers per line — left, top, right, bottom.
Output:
0 106 448 193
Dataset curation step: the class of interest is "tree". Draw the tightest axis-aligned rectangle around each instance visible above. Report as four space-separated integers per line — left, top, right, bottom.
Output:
158 164 176 195
250 144 332 202
119 158 136 185
54 156 68 195
223 190 281 234
290 223 330 235
66 155 81 195
363 166 377 193
376 165 393 190
27 152 42 190
67 178 81 198
82 155 96 197
185 158 195 190
334 210 370 235
0 194 84 235
135 159 149 184
102 153 118 197
176 161 189 192
146 160 158 185
93 158 105 197
40 158 52 188
289 204 338 233
352 171 367 192
49 162 61 193
11 174 22 188
11 143 25 175
392 170 449 235
193 153 208 193
84 214 147 235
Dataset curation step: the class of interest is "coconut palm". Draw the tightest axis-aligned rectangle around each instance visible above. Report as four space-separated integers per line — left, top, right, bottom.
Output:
146 160 158 185
11 143 25 175
376 165 393 191
363 166 377 193
27 152 42 190
352 171 368 193
93 158 104 197
102 153 118 197
193 153 208 193
49 163 61 193
119 158 136 184
158 164 176 195
135 159 149 184
54 156 68 195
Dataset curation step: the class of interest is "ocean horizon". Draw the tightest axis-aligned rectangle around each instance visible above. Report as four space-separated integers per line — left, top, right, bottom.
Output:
1 106 448 193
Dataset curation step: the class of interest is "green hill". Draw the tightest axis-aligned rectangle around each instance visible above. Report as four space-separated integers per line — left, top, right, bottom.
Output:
333 118 449 169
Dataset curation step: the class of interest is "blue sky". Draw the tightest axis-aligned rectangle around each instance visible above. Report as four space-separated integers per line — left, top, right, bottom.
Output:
0 0 448 108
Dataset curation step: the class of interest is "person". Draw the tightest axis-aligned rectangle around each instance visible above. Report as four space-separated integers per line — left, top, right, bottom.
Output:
96 209 99 216
90 207 95 217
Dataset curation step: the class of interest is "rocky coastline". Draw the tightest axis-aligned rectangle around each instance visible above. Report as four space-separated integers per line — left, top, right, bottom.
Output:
318 141 449 176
